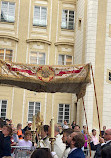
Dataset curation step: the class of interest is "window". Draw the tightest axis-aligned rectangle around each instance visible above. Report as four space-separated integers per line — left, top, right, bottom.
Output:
0 49 13 61
58 55 72 65
109 72 111 81
28 102 40 121
30 52 45 65
33 6 47 27
58 104 70 124
0 100 7 120
0 1 15 23
61 10 74 30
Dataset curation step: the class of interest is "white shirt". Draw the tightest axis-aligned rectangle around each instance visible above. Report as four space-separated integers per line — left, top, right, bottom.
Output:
18 139 32 149
91 135 99 145
101 140 111 146
63 125 69 129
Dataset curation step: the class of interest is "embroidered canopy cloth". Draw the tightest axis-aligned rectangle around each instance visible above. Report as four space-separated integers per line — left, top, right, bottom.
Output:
0 60 91 99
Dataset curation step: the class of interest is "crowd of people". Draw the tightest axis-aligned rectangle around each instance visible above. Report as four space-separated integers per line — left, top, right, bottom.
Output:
0 118 111 158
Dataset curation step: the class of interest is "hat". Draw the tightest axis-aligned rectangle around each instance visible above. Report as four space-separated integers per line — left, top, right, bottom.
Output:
28 121 32 124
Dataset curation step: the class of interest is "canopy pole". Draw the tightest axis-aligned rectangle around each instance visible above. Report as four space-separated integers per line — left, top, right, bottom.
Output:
82 97 91 157
90 65 101 136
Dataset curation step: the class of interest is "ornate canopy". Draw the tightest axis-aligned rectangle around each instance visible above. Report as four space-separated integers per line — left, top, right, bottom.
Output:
0 60 91 99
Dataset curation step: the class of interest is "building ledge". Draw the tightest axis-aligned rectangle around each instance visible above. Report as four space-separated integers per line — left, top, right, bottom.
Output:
26 38 52 45
54 41 74 46
0 34 19 42
60 0 76 5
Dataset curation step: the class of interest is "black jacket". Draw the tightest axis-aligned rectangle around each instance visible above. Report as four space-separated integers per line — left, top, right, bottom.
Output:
90 141 111 158
2 135 11 156
0 131 4 158
22 126 31 134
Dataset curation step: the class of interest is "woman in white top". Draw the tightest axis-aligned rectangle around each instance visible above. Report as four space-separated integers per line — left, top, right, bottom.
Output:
18 130 32 149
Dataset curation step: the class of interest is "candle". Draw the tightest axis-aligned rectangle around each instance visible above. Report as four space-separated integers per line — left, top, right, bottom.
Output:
32 115 35 131
51 117 54 138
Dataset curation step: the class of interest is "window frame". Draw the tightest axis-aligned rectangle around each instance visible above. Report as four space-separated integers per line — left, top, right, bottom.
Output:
33 5 47 27
29 51 46 65
58 54 73 65
0 48 13 61
57 103 70 124
106 69 111 84
0 100 7 120
28 101 41 122
0 1 15 23
61 9 75 30
109 71 111 81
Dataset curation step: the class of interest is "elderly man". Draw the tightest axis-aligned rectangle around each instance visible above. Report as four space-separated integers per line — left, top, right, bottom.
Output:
90 129 111 158
67 132 85 158
100 129 111 148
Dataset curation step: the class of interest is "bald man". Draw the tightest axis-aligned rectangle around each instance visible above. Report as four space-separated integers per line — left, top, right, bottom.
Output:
90 129 111 158
100 129 111 148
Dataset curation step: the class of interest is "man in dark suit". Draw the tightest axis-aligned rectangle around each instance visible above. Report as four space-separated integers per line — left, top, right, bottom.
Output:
90 129 111 158
67 132 85 158
101 146 111 158
0 119 4 158
100 129 111 149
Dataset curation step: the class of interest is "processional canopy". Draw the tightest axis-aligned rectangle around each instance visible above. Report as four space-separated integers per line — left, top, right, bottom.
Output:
0 60 91 99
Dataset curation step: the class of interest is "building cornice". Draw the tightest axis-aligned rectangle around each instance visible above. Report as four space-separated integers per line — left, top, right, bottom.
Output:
26 38 52 45
60 0 76 5
0 34 19 42
54 41 74 46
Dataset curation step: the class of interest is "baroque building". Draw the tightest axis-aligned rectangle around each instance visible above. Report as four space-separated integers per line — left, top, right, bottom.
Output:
0 0 111 132
0 0 77 127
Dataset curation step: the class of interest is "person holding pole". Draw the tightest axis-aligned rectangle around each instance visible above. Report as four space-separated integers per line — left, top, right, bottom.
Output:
48 118 66 158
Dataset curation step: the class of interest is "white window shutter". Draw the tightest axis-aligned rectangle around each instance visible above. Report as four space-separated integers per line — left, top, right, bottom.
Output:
61 10 67 29
41 7 47 26
33 6 40 25
8 3 15 22
1 2 8 21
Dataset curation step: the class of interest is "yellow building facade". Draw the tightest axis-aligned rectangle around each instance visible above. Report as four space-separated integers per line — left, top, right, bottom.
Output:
0 0 77 127
0 0 111 132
